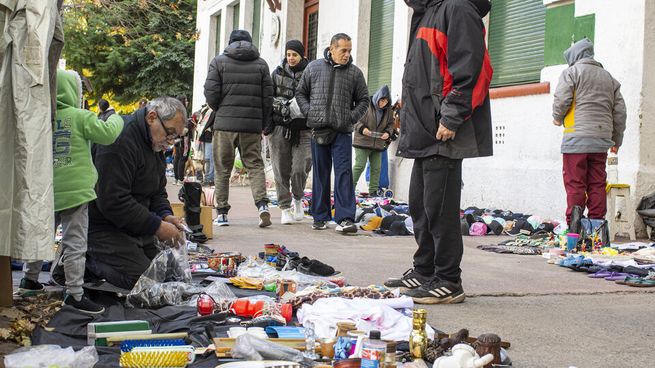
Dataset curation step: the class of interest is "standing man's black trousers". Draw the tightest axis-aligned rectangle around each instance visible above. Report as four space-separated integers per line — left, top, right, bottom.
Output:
409 155 463 283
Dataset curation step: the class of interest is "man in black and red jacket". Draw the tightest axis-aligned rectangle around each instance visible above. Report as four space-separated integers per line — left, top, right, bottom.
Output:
384 0 493 304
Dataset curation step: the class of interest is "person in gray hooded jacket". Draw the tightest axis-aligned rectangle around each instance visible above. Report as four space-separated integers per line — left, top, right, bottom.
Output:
552 38 627 224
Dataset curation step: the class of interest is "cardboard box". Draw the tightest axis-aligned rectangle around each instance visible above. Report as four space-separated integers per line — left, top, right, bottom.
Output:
171 202 213 239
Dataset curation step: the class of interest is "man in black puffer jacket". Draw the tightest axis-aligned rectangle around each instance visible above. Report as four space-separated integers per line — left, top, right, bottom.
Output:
295 33 369 234
204 30 274 228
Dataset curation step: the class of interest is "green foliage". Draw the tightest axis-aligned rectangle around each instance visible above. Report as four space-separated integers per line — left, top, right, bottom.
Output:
63 0 197 105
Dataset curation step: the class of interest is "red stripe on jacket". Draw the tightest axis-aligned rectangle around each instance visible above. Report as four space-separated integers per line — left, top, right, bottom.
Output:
416 27 492 113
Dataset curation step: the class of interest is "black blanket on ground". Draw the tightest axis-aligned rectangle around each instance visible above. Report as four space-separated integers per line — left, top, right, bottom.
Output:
30 285 276 368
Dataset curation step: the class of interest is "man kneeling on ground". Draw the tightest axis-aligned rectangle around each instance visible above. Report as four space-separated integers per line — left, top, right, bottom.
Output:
85 96 187 290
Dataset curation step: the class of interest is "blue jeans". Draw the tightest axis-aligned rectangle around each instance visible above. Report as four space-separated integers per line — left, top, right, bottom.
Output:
311 132 356 223
203 142 214 182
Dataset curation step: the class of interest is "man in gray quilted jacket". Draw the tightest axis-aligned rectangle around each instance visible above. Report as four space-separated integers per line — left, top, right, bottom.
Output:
295 33 369 234
552 38 627 225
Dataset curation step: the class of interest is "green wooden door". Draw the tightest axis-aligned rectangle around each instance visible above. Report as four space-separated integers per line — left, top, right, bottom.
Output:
215 13 222 54
367 0 395 95
252 0 261 48
233 3 240 30
488 0 546 87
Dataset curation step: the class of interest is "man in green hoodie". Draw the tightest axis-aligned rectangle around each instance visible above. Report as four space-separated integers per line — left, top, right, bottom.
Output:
18 70 123 314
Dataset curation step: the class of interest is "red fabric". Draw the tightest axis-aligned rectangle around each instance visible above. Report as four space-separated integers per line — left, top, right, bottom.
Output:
471 49 493 111
416 27 452 98
416 26 492 117
562 153 608 223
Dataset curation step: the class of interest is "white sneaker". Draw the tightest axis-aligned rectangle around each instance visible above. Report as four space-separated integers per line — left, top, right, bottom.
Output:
281 209 294 225
293 199 304 221
213 214 229 226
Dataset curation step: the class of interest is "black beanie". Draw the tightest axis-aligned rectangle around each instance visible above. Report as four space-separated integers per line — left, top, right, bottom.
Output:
229 29 252 44
285 39 305 57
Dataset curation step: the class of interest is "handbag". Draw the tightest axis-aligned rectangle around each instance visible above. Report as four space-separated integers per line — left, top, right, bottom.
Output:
579 218 610 250
312 128 337 145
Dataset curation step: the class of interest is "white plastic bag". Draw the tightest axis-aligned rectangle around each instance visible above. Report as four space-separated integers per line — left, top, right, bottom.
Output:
4 345 98 368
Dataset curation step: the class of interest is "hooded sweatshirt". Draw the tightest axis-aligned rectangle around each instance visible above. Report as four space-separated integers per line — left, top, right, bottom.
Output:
203 40 273 133
353 85 395 151
372 85 391 125
53 70 123 212
553 38 627 153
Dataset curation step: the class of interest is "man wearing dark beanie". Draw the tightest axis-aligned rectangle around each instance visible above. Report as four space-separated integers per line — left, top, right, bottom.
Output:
204 29 274 228
268 39 311 224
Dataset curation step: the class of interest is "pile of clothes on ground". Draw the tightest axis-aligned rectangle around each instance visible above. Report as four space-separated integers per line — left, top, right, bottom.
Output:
3 241 512 368
461 206 564 237
356 196 413 236
299 191 413 236
550 242 655 287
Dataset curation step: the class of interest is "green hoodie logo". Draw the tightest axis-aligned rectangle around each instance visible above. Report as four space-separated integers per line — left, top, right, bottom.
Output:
53 117 72 168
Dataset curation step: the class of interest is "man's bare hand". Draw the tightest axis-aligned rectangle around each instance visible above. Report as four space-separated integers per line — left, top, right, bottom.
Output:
363 128 372 137
553 120 562 126
436 123 456 141
156 221 182 242
610 146 619 154
381 133 390 140
163 215 185 231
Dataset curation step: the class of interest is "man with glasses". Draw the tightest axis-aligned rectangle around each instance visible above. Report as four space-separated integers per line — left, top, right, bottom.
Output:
83 97 188 290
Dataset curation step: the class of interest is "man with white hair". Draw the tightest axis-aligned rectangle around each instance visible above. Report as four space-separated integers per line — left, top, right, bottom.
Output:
83 96 187 290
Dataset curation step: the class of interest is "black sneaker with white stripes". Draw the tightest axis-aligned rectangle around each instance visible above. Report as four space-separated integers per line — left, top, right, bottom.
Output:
405 279 465 304
383 268 431 289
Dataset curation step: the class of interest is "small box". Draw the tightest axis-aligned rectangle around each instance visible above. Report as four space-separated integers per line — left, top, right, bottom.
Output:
170 202 213 239
87 320 151 346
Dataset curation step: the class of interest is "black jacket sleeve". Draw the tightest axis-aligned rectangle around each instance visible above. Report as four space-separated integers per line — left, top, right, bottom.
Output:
149 155 173 220
439 3 487 132
204 57 223 111
350 69 370 123
295 66 312 116
94 146 162 236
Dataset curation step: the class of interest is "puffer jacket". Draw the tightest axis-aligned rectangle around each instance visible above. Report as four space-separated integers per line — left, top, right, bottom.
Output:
203 41 273 133
271 58 309 129
552 38 626 153
295 47 369 133
353 85 395 151
397 0 493 159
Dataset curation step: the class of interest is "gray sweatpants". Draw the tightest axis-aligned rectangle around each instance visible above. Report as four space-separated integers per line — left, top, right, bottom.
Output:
268 127 312 209
24 204 89 298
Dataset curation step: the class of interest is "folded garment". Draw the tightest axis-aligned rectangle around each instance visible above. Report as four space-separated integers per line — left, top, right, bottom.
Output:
297 296 434 341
